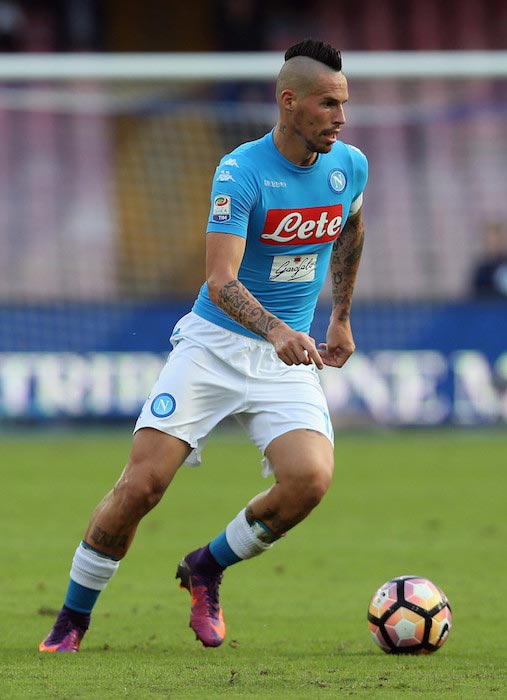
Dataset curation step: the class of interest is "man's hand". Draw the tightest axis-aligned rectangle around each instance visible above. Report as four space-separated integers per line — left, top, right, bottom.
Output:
318 318 355 368
269 326 325 370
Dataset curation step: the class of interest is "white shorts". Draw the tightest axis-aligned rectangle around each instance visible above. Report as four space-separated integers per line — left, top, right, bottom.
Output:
134 312 334 476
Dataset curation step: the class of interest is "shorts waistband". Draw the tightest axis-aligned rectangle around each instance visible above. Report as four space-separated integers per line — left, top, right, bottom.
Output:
186 311 272 349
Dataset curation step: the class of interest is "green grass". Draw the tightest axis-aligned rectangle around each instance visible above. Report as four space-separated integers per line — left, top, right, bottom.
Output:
1 428 506 699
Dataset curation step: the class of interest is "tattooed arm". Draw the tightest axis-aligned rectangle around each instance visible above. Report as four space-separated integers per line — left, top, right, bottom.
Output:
318 207 365 368
206 232 324 368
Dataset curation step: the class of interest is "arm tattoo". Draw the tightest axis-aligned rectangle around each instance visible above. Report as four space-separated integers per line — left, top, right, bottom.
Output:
330 215 365 321
218 279 282 339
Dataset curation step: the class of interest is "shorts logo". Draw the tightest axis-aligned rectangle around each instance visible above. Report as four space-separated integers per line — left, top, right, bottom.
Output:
151 393 176 418
328 169 347 193
213 194 231 222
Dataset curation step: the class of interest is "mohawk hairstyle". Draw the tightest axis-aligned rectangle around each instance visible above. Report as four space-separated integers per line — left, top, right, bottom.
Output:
284 38 342 71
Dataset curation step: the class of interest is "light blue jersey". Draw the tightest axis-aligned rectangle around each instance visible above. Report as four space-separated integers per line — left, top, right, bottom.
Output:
192 129 368 339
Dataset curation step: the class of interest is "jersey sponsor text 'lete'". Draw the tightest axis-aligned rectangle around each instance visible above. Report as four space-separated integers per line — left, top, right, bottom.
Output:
261 204 343 245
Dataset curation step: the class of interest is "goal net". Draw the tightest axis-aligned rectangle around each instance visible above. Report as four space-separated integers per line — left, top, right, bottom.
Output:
0 51 506 422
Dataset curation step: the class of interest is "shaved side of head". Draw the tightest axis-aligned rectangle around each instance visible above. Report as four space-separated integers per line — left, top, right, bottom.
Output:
276 56 337 101
276 38 343 103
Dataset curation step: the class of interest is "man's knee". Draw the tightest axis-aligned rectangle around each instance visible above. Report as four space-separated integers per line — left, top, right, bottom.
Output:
268 430 333 493
272 449 334 521
291 455 334 511
113 429 190 519
302 461 334 509
112 465 166 519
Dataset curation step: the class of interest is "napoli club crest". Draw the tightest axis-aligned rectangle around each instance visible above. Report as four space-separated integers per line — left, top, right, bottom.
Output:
328 169 347 193
151 393 176 418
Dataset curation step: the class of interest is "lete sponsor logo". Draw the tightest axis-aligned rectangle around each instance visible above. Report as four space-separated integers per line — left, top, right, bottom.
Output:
260 204 342 245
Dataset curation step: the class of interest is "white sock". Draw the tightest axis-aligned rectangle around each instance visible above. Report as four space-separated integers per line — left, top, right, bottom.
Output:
225 508 277 560
69 543 120 590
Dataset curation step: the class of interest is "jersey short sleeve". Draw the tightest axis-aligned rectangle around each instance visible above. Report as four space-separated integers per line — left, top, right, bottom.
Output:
206 153 260 238
347 144 368 207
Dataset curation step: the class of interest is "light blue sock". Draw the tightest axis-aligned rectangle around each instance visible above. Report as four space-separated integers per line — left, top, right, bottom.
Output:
209 531 242 567
64 579 101 614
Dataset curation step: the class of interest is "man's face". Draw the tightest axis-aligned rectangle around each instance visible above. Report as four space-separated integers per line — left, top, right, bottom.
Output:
292 72 349 154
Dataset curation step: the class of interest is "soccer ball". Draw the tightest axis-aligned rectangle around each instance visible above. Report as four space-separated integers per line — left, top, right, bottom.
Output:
367 575 452 654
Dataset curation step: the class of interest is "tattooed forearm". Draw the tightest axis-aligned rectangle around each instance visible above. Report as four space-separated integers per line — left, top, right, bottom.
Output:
330 214 365 320
218 279 283 339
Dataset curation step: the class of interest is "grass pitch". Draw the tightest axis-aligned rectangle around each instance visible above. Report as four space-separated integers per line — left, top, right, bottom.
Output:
1 428 506 699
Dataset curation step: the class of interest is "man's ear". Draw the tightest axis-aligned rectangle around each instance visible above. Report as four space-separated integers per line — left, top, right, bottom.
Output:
280 89 296 112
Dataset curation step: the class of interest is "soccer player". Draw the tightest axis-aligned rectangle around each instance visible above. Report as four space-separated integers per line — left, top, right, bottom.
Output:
39 38 368 652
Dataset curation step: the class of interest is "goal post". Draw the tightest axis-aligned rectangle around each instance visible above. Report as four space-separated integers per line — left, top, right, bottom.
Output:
0 50 505 80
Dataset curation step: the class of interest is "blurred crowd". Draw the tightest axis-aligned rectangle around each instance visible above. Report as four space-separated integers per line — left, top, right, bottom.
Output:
0 0 102 51
0 0 505 53
472 222 507 299
0 0 506 304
